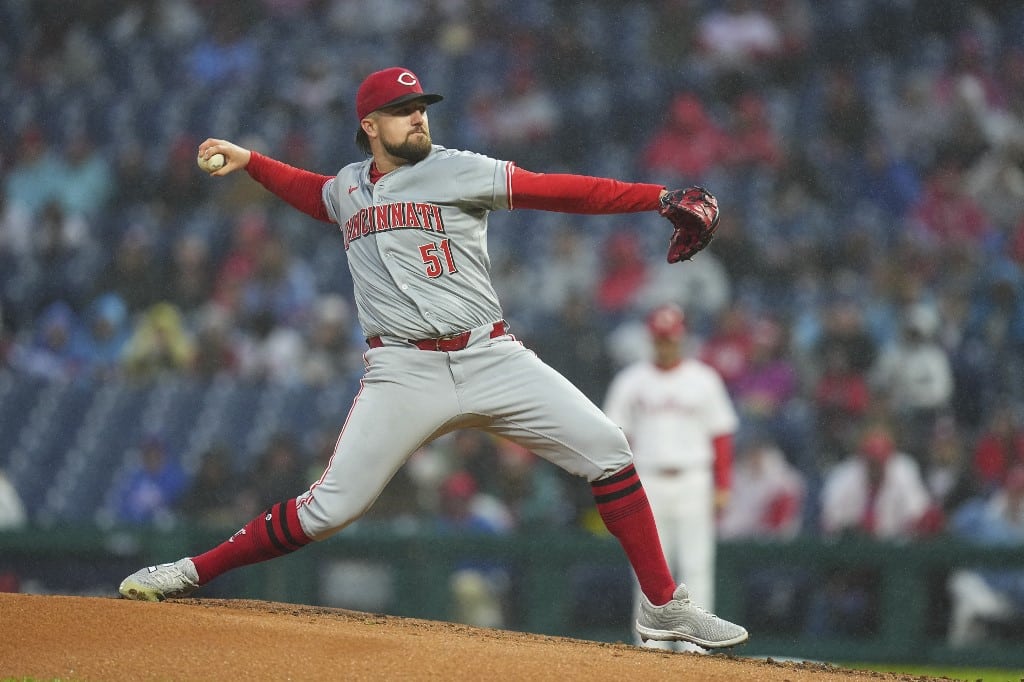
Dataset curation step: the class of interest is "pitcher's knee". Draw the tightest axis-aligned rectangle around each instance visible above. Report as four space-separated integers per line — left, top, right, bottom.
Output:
295 494 368 541
582 427 633 482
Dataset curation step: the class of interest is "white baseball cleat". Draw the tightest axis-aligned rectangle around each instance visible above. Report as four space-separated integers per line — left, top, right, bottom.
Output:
119 558 199 601
636 584 749 649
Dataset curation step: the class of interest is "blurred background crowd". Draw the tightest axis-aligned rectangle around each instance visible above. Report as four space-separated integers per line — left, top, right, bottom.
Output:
2 0 1024 623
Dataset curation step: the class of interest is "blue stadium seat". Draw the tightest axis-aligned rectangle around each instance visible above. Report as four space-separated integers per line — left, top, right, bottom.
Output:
7 380 97 516
42 382 151 522
0 371 47 468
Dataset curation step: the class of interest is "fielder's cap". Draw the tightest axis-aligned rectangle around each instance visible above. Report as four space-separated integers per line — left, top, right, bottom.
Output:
647 304 686 340
860 429 894 462
356 67 443 120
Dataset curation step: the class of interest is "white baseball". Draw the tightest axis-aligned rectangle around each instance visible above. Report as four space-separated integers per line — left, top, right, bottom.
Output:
197 152 225 173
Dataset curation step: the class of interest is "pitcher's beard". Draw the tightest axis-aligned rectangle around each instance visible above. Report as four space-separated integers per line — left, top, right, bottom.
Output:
383 132 432 163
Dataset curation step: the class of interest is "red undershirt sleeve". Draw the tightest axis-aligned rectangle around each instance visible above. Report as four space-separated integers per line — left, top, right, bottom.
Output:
245 151 334 223
509 167 664 214
713 433 734 493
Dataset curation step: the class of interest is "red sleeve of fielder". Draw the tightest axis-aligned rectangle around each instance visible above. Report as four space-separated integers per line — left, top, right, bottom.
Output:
509 167 663 214
245 151 334 223
712 433 733 493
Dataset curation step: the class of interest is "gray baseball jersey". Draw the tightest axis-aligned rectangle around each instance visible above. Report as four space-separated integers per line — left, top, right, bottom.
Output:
295 145 633 540
322 145 510 339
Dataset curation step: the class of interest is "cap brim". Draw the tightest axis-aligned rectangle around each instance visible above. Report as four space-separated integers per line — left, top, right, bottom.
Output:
370 93 443 116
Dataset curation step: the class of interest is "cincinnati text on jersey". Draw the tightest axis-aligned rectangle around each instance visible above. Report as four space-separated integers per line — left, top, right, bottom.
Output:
342 202 446 249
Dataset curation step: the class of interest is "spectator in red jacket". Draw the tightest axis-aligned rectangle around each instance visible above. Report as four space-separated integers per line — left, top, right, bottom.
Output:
595 232 648 321
723 92 782 171
973 402 1024 496
700 302 756 393
813 343 871 462
641 94 728 182
910 154 992 248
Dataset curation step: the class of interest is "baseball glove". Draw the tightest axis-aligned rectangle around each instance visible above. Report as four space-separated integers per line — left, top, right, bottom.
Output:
659 186 720 263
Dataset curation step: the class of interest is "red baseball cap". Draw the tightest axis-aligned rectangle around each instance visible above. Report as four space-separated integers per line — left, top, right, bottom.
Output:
356 67 443 120
647 304 686 340
860 430 894 462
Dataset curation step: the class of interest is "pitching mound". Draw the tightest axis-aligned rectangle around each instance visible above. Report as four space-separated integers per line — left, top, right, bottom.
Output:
1 592 941 681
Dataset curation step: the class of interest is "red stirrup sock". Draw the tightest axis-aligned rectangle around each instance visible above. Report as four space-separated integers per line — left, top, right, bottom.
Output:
191 498 313 584
591 464 677 606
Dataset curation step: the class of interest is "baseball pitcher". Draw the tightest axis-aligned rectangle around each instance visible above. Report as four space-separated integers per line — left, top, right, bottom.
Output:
119 67 745 649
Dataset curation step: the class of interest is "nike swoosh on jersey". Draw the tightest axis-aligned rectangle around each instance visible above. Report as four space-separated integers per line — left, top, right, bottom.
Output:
348 185 359 194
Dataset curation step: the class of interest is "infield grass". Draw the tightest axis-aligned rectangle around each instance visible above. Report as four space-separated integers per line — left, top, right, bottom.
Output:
850 663 1024 681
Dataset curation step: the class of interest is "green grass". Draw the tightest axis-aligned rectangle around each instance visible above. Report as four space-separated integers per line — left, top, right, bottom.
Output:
847 663 1024 681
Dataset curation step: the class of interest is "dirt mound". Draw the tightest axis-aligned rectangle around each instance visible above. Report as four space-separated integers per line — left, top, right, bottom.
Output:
1 593 941 681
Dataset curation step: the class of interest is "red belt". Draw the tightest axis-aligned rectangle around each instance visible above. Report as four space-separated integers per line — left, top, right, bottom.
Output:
367 321 507 351
653 467 701 478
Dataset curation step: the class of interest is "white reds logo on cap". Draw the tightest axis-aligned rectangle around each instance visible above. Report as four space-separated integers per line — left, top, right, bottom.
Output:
397 72 417 86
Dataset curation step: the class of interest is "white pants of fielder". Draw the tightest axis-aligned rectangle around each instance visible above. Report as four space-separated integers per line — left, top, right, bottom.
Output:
632 466 715 652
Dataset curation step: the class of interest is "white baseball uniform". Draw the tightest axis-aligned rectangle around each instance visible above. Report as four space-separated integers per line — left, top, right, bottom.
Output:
603 355 738 624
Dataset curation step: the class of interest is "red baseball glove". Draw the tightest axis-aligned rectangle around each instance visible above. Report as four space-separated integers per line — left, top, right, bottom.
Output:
659 186 720 263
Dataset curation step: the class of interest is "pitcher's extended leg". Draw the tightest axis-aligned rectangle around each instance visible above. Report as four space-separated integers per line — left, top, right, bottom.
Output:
461 342 748 648
121 348 461 599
